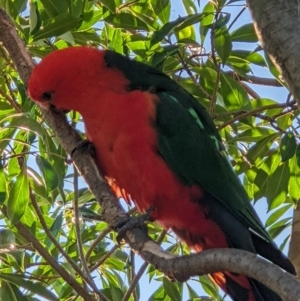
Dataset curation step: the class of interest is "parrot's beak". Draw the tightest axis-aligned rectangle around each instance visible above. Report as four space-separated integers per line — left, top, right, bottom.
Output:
49 104 70 114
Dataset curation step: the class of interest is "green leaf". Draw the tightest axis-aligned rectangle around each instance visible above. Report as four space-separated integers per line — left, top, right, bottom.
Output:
289 153 300 203
251 98 277 109
200 2 214 27
226 56 250 76
176 25 196 42
151 45 181 68
280 132 297 162
7 168 29 224
244 168 258 199
277 113 293 130
163 278 181 301
186 283 199 299
36 155 59 193
220 72 249 110
246 133 279 165
265 204 291 227
108 28 123 53
0 229 15 246
1 0 26 18
33 13 80 41
296 144 300 167
230 50 266 67
0 163 7 205
214 13 230 29
214 27 232 64
0 273 58 301
183 0 198 14
44 212 63 248
199 275 219 299
175 13 204 32
72 31 100 44
264 53 281 79
152 0 171 23
40 0 69 17
0 101 15 117
231 23 258 42
3 115 44 137
29 1 42 35
200 2 214 44
266 161 289 209
268 217 291 239
78 10 103 31
105 12 149 31
254 151 281 201
66 0 84 17
151 16 186 45
151 14 203 46
99 0 116 13
0 281 30 301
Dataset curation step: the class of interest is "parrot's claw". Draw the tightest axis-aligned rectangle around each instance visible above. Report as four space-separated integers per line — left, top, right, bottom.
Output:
115 207 155 245
71 139 96 158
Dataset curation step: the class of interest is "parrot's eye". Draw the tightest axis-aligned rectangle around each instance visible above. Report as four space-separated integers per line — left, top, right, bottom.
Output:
41 91 53 101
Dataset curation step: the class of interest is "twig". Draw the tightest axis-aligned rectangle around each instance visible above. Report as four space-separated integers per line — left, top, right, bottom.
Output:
228 6 247 31
29 189 91 284
1 204 95 300
85 227 111 263
240 81 260 100
226 71 283 87
122 261 148 301
210 65 220 118
177 51 212 100
73 168 92 276
73 167 110 301
121 229 167 301
130 251 137 301
216 101 297 130
90 245 119 272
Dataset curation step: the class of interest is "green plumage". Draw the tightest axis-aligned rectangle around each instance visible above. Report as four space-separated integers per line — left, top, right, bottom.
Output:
104 50 270 242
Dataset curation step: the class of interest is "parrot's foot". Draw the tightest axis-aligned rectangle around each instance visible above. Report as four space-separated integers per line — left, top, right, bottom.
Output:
71 139 96 158
115 207 155 244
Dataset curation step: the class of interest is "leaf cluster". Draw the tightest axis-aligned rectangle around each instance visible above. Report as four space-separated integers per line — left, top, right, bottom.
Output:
0 0 299 300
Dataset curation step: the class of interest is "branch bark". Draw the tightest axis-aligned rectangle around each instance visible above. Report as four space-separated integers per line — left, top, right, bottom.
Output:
246 0 300 276
289 204 300 277
246 0 300 108
1 6 299 301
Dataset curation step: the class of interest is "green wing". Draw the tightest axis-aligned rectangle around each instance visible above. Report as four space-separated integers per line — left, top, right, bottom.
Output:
155 90 271 242
104 50 271 242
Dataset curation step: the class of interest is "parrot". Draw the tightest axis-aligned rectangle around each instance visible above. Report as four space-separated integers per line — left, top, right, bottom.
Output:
27 46 295 301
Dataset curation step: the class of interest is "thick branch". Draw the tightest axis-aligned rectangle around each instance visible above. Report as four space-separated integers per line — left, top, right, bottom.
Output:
246 0 300 108
142 247 300 301
289 204 300 277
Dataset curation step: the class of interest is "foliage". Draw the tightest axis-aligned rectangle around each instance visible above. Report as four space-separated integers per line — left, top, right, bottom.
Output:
0 0 299 300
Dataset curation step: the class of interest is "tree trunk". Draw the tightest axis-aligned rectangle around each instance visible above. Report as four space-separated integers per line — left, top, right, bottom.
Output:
247 0 300 108
247 0 300 275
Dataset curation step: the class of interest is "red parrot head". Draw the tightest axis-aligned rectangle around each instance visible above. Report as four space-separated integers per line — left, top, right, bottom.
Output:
27 46 128 112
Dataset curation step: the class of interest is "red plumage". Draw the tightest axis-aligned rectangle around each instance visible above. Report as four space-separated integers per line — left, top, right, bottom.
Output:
28 47 294 301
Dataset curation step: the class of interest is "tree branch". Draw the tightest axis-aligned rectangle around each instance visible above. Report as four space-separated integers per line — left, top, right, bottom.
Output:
225 71 283 87
141 247 300 301
1 205 95 301
289 204 300 277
